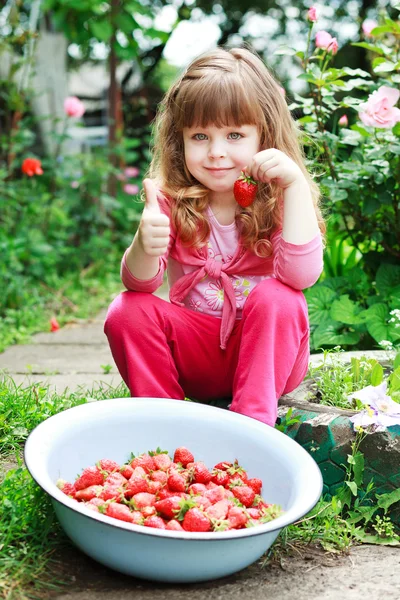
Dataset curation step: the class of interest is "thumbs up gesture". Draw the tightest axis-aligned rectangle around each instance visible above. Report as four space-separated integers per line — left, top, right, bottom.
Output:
138 179 170 257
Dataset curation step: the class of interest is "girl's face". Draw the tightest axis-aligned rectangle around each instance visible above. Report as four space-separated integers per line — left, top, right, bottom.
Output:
182 124 261 203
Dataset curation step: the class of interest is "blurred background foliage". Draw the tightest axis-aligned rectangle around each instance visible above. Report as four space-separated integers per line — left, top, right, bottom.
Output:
0 0 399 352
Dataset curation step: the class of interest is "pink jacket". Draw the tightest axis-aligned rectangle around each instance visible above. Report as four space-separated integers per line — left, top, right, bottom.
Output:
121 194 323 349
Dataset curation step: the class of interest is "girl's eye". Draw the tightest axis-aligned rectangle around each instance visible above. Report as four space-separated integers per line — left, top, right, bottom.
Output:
192 132 242 141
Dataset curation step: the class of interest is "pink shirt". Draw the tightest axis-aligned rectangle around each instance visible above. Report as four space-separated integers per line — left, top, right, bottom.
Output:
121 195 323 348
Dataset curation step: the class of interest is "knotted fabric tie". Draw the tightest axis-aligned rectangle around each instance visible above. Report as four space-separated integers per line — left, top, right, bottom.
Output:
169 258 238 350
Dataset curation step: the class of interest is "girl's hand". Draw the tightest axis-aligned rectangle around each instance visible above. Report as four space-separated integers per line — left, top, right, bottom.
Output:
245 149 306 189
138 179 170 257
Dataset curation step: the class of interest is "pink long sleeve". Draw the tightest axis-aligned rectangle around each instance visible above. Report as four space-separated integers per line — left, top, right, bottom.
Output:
273 231 324 290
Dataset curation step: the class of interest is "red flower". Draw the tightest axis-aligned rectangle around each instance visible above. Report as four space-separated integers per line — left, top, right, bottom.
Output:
22 158 43 177
50 318 60 332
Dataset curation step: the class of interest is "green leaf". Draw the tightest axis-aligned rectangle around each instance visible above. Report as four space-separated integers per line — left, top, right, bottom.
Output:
389 367 400 395
393 122 400 137
376 264 400 296
330 295 364 325
353 452 364 487
312 321 360 348
90 19 113 42
346 480 358 496
376 488 400 512
306 286 337 325
370 363 384 386
394 353 400 370
373 61 396 73
360 303 389 343
350 42 385 55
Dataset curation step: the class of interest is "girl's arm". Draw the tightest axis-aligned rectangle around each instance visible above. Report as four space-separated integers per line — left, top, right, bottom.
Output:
281 179 320 245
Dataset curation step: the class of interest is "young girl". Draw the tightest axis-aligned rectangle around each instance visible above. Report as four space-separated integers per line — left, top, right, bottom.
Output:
104 46 325 427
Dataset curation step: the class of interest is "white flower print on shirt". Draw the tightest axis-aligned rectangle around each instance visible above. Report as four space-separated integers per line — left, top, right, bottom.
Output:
205 281 225 311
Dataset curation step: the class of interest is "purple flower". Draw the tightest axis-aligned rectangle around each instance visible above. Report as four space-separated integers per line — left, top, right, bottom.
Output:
349 382 400 431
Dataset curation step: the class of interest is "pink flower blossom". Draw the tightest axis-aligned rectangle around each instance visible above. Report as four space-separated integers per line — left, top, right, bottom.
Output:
338 115 348 126
279 86 286 96
362 19 378 37
64 96 85 118
358 86 400 129
307 7 318 22
315 31 338 54
70 180 79 189
123 183 140 195
124 167 140 178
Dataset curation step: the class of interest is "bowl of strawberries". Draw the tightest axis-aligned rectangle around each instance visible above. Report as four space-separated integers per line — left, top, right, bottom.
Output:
24 397 322 583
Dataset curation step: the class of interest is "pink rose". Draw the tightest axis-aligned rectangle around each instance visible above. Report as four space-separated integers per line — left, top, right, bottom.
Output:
362 19 378 37
338 115 348 126
307 7 318 22
123 183 140 195
124 167 140 178
315 31 338 54
64 96 85 118
358 86 400 129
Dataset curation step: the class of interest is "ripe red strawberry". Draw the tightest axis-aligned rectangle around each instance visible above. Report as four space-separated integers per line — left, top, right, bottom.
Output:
144 515 166 529
131 492 156 509
105 472 126 487
168 472 187 493
206 499 229 521
75 485 103 501
56 479 76 498
152 453 172 471
192 495 212 510
204 486 225 504
155 496 183 519
86 497 107 512
247 478 263 495
211 469 229 487
166 519 184 531
233 172 258 207
106 503 136 523
141 505 157 518
147 480 162 495
182 508 211 532
150 470 168 484
120 464 134 479
124 476 149 498
130 453 155 473
213 462 232 471
227 505 249 529
231 484 255 508
100 483 124 501
188 483 207 495
74 466 104 491
97 459 120 473
192 462 212 485
173 447 194 467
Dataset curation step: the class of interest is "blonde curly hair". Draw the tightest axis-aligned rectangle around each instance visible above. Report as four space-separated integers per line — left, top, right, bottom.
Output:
146 45 325 257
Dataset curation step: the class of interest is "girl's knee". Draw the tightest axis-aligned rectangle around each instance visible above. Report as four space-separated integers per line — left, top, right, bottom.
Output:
244 278 307 319
104 291 151 334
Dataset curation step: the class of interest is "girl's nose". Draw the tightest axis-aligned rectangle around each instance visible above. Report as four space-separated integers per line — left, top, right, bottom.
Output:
208 143 227 159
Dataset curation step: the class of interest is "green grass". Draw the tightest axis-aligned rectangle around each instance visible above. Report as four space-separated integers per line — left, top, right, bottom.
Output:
0 260 123 354
0 376 130 599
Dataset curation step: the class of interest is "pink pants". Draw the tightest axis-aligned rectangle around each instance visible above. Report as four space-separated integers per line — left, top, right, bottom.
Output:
104 278 310 427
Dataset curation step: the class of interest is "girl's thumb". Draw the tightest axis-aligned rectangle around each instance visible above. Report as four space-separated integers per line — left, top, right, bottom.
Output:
143 179 160 213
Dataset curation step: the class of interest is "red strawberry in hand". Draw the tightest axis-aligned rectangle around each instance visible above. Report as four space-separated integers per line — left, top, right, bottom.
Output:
233 172 258 207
